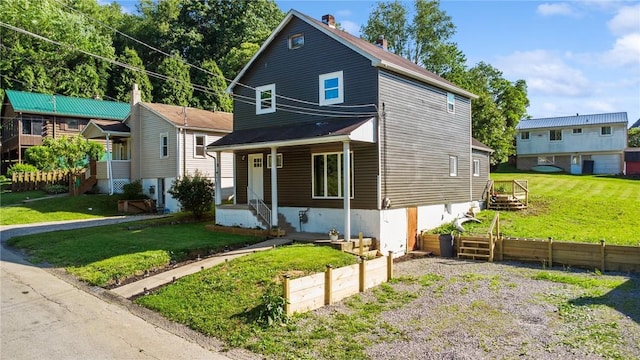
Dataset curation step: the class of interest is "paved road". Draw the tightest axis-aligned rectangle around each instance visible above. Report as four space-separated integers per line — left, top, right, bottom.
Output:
0 217 242 360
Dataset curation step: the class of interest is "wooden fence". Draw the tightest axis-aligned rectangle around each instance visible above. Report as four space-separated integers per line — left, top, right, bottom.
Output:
11 170 70 192
283 251 393 315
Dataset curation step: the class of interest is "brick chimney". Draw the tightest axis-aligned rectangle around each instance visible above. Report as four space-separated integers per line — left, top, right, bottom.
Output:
375 35 388 50
131 83 141 106
322 14 336 28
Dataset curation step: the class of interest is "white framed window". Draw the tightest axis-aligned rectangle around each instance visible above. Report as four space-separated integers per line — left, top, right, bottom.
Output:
289 33 304 49
449 156 458 176
319 71 343 106
266 153 283 168
255 84 276 114
601 126 612 135
194 134 206 158
160 133 169 158
572 128 582 134
520 131 530 140
447 92 455 113
473 159 480 177
537 156 554 165
549 129 562 141
312 151 353 198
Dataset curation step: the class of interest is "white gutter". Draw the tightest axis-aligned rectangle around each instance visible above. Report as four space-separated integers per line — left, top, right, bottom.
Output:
207 134 352 153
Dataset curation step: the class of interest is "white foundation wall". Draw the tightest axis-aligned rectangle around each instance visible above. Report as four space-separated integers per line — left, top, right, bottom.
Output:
417 202 475 233
141 177 180 213
216 208 264 229
277 207 380 236
378 208 408 257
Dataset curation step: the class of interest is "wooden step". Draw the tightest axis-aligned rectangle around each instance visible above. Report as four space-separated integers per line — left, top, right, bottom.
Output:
458 253 491 259
460 240 489 245
459 246 490 251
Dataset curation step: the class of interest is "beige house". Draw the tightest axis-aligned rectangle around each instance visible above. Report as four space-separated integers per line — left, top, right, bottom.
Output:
82 86 234 212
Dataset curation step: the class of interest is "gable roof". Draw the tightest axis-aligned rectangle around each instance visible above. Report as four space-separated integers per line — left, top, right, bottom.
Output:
81 119 131 139
4 89 130 120
472 138 493 153
137 102 232 133
228 9 477 99
516 112 628 130
631 118 640 128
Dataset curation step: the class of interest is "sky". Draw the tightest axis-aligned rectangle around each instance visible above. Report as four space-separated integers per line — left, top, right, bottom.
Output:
115 0 640 125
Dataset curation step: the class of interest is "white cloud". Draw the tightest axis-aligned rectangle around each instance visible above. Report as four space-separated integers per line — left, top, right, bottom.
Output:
336 9 352 18
607 4 640 36
497 50 591 97
603 33 640 67
537 3 576 16
340 20 360 36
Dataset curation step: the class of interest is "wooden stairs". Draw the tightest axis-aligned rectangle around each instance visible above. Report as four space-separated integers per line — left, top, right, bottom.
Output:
485 179 529 211
488 194 527 210
458 236 493 261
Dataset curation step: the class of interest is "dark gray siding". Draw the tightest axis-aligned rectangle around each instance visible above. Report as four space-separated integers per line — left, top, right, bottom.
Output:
379 70 472 207
472 149 491 201
234 142 378 209
233 18 378 130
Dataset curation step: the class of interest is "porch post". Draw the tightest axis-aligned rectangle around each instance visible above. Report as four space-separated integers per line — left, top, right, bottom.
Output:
270 146 278 228
215 151 222 205
106 133 113 195
343 141 351 241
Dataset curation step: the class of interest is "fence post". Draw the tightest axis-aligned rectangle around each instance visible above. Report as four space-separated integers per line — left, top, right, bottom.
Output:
600 239 606 272
283 274 291 315
548 237 553 268
359 257 366 292
359 232 364 256
324 265 333 305
387 251 393 281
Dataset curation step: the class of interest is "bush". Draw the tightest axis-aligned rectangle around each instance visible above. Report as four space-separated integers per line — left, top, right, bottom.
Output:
168 170 214 219
7 163 39 177
44 184 68 194
122 180 146 200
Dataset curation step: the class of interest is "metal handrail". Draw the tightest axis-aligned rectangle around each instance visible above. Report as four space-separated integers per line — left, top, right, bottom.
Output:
247 186 272 227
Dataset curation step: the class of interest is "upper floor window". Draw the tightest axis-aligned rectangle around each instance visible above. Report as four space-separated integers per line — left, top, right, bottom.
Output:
449 156 458 176
472 159 480 177
160 133 169 158
266 153 283 168
289 33 304 49
572 128 582 134
194 134 206 158
601 126 612 135
255 84 276 114
66 119 79 130
520 131 530 140
319 71 343 106
21 116 43 135
447 92 455 113
549 129 562 141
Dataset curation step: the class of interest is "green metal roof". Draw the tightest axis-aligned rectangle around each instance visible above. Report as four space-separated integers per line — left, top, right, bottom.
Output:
5 90 130 121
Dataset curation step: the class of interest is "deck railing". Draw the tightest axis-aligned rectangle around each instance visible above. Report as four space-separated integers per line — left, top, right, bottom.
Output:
247 186 272 227
486 180 529 206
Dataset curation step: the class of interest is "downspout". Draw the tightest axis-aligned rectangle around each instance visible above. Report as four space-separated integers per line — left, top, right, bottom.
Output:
215 151 222 205
106 133 113 195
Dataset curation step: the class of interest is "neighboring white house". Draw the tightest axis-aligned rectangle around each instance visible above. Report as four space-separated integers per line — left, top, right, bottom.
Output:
82 85 234 212
516 112 629 175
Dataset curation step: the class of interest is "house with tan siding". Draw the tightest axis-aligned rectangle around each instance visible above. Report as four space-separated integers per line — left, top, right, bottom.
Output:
207 10 489 256
82 86 234 212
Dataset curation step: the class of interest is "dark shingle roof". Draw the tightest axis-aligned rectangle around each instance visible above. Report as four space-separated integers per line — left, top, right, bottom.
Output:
516 112 628 130
5 90 130 120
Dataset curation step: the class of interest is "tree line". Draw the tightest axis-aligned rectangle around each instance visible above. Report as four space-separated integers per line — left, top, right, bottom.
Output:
1 0 530 164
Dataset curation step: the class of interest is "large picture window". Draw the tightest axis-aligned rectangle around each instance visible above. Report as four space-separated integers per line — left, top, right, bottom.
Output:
312 152 353 198
255 84 276 114
319 71 343 106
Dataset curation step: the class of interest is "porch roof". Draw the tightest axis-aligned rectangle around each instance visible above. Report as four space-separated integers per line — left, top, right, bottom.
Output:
81 119 131 139
207 117 376 152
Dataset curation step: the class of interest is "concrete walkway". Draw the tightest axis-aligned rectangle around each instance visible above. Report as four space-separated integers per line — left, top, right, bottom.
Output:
111 238 293 298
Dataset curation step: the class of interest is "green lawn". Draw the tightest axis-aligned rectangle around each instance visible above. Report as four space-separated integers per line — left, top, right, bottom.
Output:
479 172 640 245
7 221 261 286
0 190 48 206
135 244 358 348
0 193 124 225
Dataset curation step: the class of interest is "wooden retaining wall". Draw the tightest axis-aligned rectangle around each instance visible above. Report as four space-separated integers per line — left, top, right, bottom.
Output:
283 252 393 315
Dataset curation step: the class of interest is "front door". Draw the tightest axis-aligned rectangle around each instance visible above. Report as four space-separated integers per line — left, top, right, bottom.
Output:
571 155 582 174
248 153 264 200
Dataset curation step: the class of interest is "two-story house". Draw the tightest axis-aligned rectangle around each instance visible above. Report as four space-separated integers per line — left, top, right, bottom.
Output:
82 85 234 212
516 112 628 174
207 10 487 256
1 89 130 174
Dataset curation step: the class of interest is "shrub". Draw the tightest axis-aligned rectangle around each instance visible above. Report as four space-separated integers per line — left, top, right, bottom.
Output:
7 163 39 177
168 170 214 219
122 180 146 200
44 184 68 194
257 290 288 327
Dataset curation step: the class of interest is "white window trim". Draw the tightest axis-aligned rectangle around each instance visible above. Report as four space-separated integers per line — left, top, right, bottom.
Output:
266 153 283 168
537 156 555 165
319 71 344 106
447 92 455 114
255 84 276 114
549 129 562 142
572 128 583 135
449 155 458 177
473 159 480 177
288 33 304 49
600 126 612 136
520 131 530 140
194 134 206 158
311 151 354 199
160 133 169 158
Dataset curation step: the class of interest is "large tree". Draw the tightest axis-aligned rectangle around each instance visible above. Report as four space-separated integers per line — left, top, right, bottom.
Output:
109 47 153 102
154 52 193 106
629 127 640 147
192 59 232 112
